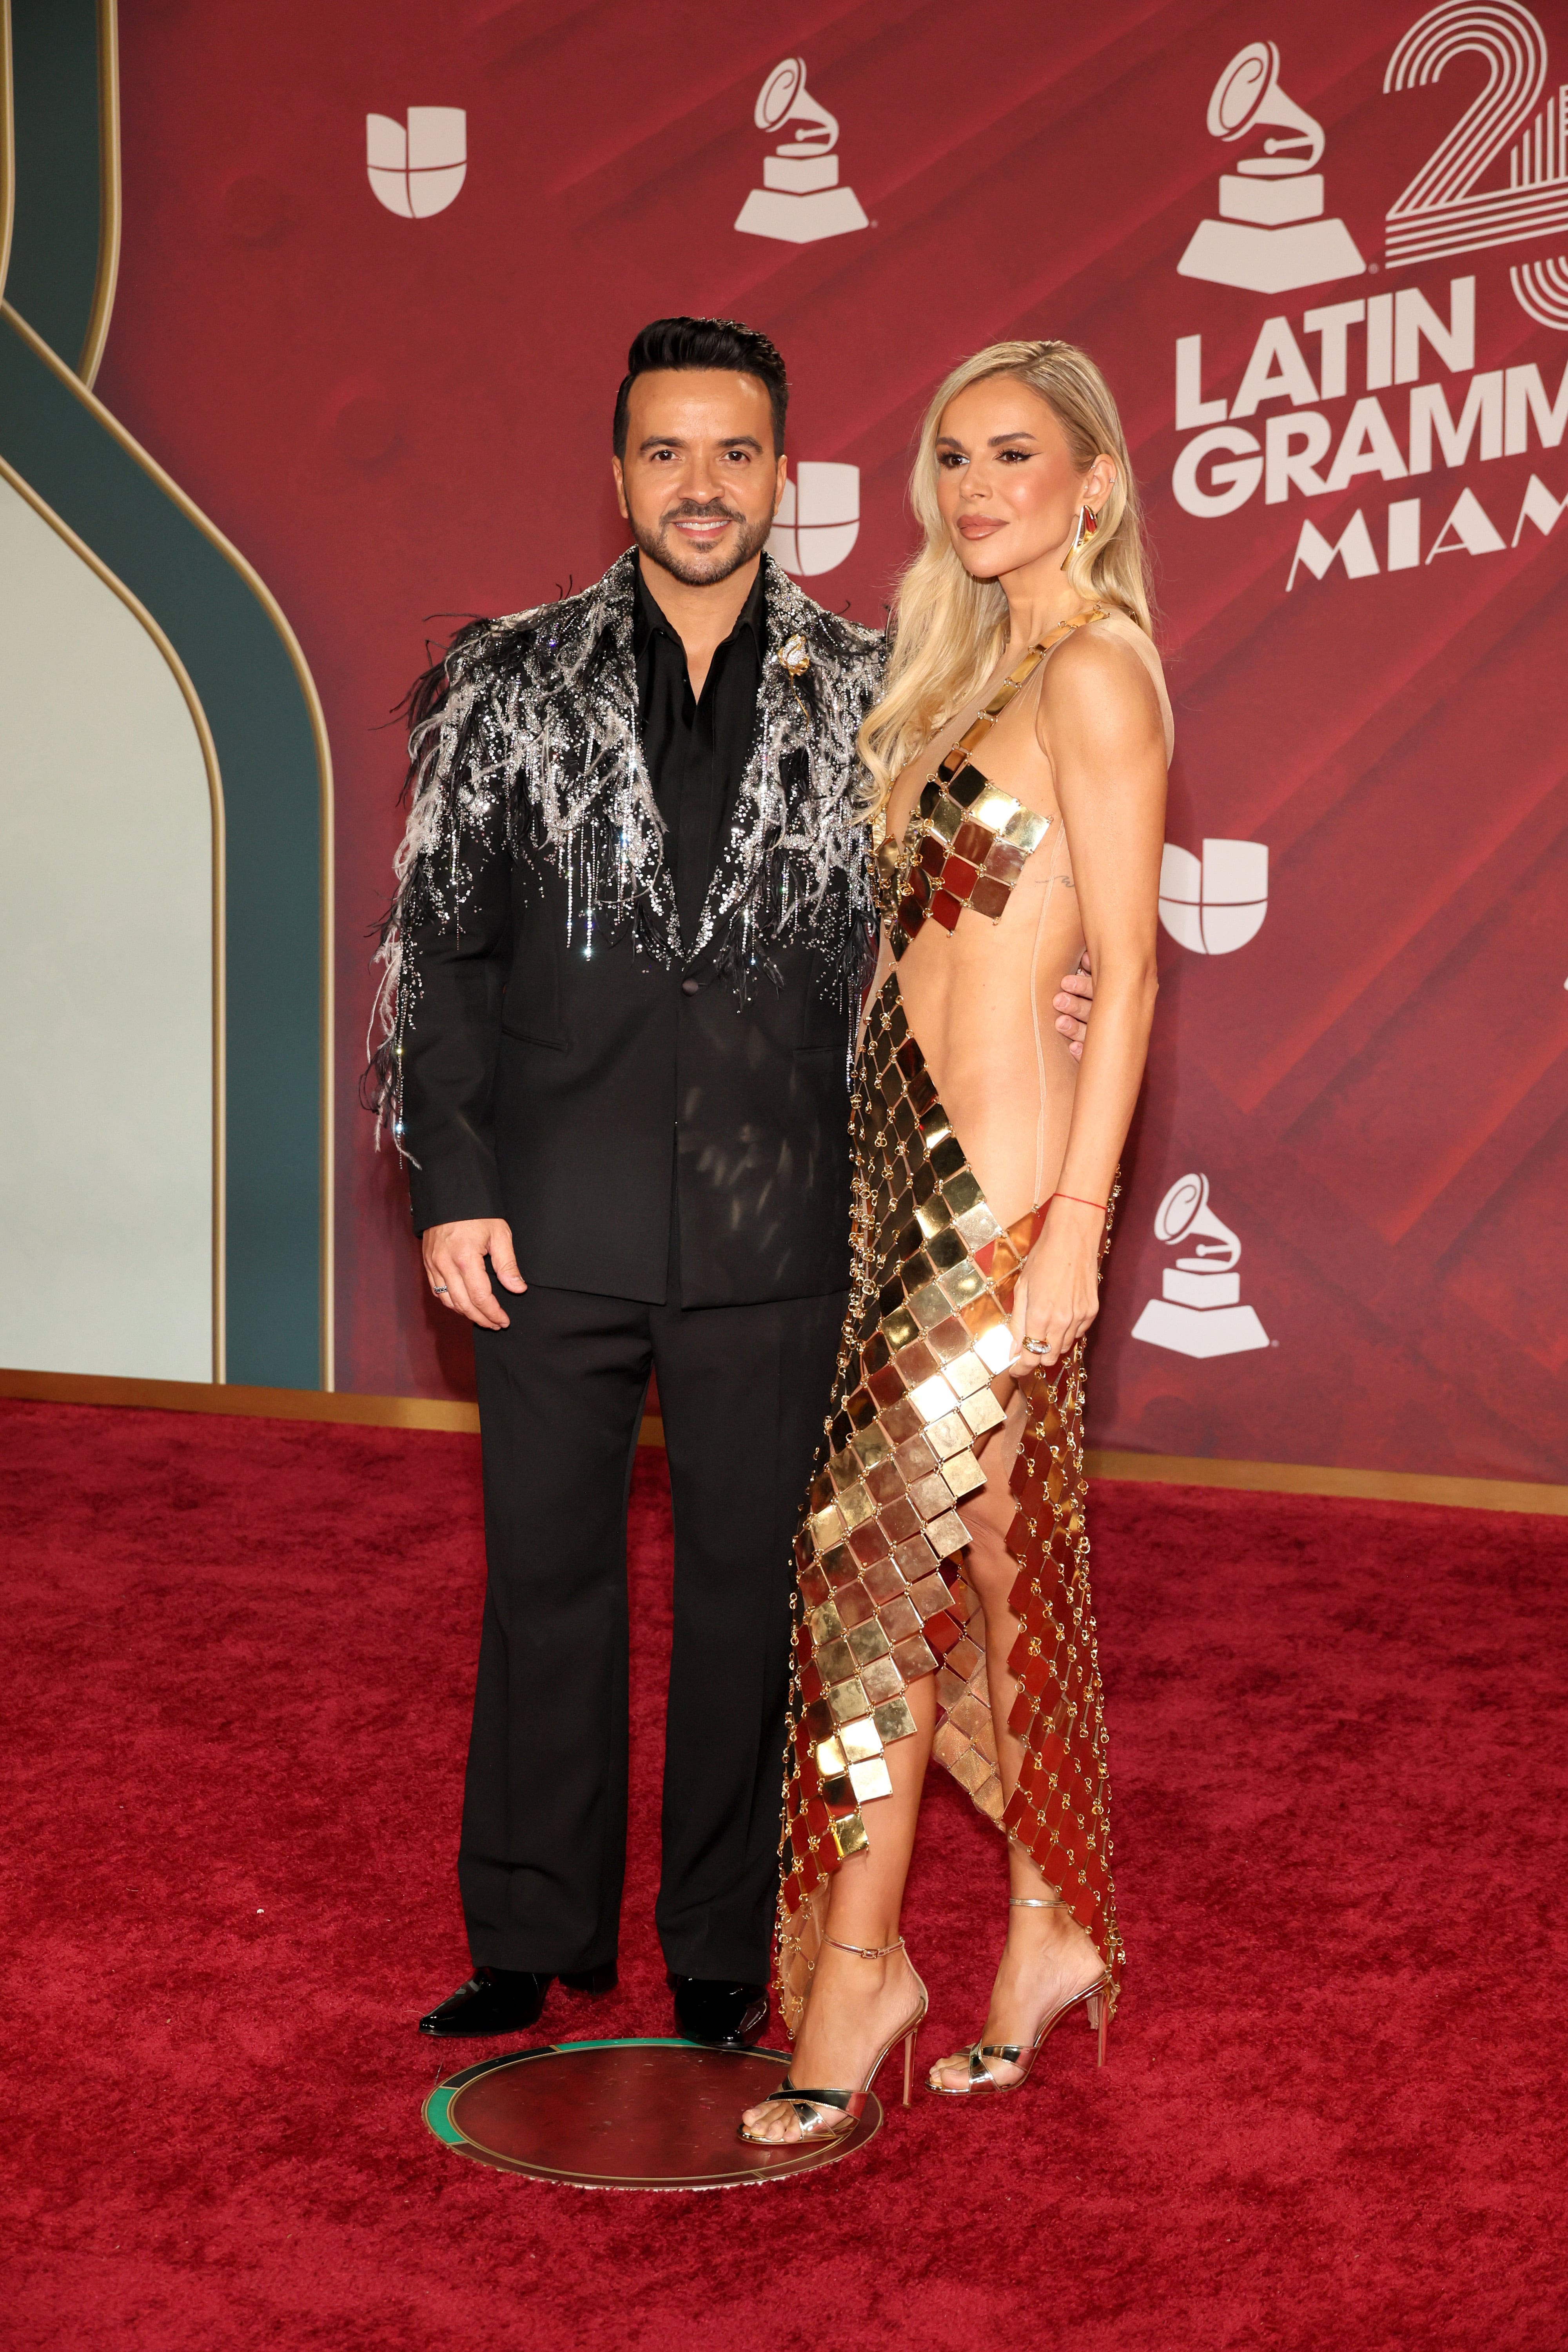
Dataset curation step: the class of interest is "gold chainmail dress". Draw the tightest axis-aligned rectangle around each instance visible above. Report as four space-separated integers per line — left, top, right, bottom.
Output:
776 614 1124 2035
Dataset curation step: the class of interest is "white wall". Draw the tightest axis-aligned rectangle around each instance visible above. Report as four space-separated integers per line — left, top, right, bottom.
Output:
0 473 215 1379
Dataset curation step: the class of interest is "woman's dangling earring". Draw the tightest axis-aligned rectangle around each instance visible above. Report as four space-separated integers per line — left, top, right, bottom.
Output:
1061 503 1099 572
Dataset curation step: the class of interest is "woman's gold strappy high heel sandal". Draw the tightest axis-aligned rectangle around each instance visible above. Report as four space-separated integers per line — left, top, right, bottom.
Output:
927 1896 1110 2098
737 1934 928 2147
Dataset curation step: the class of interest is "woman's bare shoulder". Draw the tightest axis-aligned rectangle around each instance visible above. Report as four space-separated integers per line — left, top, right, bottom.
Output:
1040 610 1173 760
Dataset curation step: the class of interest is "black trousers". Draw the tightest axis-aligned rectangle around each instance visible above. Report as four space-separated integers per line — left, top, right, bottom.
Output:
462 1269 844 1984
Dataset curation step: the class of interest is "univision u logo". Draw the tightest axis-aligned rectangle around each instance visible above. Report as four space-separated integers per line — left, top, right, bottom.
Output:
768 464 860 576
367 109 466 218
1158 838 1267 955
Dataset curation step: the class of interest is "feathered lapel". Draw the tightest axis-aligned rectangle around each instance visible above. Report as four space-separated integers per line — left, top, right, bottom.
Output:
690 556 880 981
369 549 884 1138
396 547 880 971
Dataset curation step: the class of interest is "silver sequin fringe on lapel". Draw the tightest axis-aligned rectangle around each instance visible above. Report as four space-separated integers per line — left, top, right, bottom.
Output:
368 550 885 1152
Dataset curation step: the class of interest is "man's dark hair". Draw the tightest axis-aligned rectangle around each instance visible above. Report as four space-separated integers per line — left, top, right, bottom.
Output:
612 316 789 459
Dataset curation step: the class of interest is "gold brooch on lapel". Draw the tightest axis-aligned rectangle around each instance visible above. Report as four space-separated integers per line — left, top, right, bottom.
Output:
777 633 811 717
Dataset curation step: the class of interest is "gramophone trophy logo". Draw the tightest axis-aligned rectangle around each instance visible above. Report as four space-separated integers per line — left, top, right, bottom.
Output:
1178 40 1363 293
735 57 869 244
1131 1174 1270 1360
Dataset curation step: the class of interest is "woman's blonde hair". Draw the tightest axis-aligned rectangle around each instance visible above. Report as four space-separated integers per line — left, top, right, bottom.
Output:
858 339 1152 811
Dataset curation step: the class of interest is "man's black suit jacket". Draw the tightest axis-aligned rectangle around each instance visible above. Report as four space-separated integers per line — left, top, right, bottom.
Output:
391 556 883 1307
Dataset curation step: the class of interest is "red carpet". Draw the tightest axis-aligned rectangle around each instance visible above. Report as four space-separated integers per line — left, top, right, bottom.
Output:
2 1400 1564 2351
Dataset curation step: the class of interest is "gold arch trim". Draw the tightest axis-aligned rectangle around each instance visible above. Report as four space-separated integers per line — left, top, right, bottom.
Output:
0 304 338 1390
78 0 119 387
0 449 226 1382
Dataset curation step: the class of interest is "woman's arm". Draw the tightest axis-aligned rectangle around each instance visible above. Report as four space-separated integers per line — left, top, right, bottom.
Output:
1009 630 1167 1366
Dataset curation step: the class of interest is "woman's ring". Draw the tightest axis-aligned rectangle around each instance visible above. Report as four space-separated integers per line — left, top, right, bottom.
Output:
1022 1336 1053 1355
432 1282 449 1295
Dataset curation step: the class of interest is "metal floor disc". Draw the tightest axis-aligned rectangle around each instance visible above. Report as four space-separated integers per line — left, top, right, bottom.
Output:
424 2036 883 2190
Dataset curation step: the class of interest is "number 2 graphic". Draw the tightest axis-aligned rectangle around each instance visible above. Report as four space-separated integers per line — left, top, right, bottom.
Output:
1385 0 1568 327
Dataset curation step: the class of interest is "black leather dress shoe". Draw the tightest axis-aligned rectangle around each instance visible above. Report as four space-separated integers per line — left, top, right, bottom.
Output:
419 1967 550 2038
671 1976 770 2048
417 1962 617 2038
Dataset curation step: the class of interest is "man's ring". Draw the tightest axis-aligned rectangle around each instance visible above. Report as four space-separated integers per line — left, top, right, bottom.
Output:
432 1282 449 1294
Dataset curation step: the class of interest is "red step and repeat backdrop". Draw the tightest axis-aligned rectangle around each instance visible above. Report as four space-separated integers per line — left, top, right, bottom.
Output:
96 0 1568 1479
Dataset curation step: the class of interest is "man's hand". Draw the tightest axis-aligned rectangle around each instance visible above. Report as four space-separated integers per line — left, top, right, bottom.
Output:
1054 949 1095 1062
421 1218 526 1330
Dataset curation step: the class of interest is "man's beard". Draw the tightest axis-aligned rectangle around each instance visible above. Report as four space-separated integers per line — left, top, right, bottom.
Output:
630 499 774 587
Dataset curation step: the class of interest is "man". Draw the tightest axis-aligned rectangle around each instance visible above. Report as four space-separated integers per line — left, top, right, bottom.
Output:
375 317 1093 2047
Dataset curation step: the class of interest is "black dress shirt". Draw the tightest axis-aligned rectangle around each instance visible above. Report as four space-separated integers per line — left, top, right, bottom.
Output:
633 560 766 946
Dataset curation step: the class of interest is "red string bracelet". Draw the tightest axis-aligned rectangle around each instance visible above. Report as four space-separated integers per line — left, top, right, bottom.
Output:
1051 1191 1107 1213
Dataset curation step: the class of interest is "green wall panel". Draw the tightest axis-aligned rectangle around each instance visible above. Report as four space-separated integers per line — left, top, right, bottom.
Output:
6 0 103 368
0 316 326 1387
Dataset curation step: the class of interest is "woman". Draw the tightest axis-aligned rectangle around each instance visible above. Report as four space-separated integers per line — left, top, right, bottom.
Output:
740 340 1170 2144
